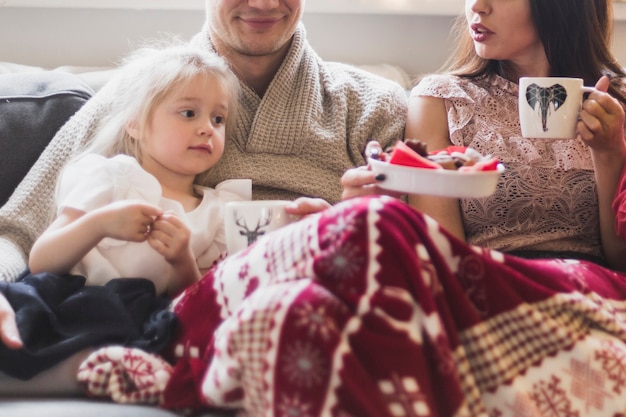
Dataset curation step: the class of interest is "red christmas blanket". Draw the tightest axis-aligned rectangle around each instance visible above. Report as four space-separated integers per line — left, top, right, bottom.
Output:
79 196 626 417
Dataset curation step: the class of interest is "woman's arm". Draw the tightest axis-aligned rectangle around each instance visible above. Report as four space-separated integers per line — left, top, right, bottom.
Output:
578 76 626 272
405 94 466 241
28 201 163 275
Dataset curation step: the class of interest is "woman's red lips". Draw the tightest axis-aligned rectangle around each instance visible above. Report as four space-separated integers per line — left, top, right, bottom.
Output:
470 23 493 41
472 23 493 32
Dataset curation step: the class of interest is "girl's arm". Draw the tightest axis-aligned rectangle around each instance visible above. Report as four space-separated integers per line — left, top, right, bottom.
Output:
578 76 626 272
28 201 163 275
405 94 466 241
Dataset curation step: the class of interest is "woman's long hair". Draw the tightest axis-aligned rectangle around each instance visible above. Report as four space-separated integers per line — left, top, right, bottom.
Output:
442 0 626 104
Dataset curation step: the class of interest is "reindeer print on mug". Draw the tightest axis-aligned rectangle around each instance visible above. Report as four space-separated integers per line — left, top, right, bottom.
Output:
233 209 273 246
524 83 568 132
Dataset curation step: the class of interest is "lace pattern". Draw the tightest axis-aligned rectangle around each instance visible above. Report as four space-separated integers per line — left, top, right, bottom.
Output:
411 74 601 257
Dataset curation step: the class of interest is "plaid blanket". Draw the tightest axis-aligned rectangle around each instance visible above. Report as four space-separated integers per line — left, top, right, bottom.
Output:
79 196 626 416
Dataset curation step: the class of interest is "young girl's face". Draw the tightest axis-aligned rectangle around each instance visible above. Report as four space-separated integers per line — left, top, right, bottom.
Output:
465 0 547 73
135 73 229 185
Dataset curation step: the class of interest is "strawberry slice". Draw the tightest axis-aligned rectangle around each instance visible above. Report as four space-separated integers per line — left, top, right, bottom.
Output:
388 141 441 169
458 158 500 172
445 145 468 154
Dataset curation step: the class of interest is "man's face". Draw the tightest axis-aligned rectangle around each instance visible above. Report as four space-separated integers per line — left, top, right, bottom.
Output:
206 0 304 57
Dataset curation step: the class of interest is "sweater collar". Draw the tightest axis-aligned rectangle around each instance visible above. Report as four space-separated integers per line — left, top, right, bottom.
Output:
194 23 321 155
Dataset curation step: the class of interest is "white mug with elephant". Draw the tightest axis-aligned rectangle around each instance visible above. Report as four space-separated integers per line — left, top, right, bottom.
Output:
519 77 596 139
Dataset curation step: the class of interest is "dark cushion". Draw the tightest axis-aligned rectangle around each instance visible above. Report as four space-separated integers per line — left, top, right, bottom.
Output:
0 71 94 207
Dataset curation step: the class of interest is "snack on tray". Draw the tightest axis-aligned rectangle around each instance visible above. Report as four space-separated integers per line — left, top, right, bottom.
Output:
369 139 500 172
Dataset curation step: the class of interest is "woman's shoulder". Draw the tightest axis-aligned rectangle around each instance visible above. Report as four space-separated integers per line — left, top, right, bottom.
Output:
410 73 472 101
410 73 516 102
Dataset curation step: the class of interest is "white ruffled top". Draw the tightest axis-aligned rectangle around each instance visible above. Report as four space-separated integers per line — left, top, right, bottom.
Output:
56 154 251 295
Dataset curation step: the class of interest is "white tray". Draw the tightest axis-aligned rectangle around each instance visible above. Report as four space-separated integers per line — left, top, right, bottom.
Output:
369 158 505 198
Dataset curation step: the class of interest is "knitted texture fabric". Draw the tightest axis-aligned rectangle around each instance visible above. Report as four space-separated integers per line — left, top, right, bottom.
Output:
193 23 407 203
0 23 406 283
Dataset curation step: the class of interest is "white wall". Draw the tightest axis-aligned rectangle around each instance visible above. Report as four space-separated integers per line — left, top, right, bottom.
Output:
0 7 454 79
0 7 624 80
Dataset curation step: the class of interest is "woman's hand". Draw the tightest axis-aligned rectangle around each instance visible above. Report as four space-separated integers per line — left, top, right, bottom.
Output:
341 166 404 200
0 292 22 350
578 75 626 155
578 75 626 272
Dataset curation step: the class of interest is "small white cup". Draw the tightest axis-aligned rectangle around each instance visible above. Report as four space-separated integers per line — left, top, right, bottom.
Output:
224 200 296 254
519 77 595 139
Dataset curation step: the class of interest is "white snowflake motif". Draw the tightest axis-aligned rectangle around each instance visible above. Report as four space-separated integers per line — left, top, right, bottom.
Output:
319 208 361 246
276 393 314 417
317 241 365 287
293 301 339 341
122 350 158 389
281 341 328 388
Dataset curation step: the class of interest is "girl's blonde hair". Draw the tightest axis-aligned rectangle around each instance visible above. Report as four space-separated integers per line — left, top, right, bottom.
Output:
78 38 240 179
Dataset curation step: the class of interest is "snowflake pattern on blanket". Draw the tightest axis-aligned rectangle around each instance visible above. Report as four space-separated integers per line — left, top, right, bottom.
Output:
80 196 626 417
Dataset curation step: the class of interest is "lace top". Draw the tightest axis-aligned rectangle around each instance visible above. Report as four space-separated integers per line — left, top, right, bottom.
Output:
411 73 602 258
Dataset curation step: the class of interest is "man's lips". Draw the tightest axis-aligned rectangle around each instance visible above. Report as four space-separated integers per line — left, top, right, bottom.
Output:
239 16 282 30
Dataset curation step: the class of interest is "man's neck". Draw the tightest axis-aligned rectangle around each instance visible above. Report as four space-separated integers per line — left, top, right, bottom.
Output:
211 35 293 97
229 52 286 97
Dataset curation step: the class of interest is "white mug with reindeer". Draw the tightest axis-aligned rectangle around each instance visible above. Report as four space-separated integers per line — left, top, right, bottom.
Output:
224 200 296 255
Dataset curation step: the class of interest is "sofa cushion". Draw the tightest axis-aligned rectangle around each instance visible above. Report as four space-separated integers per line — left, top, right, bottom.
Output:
0 399 236 417
0 71 94 207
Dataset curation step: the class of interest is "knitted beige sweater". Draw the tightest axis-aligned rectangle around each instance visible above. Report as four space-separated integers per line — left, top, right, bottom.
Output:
0 24 407 282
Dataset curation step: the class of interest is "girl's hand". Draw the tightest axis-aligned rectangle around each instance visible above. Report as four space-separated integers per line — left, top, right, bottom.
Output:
577 75 626 155
147 212 199 296
97 200 163 242
147 212 193 265
29 201 163 275
286 197 332 217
